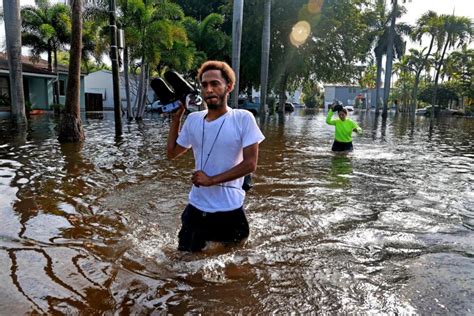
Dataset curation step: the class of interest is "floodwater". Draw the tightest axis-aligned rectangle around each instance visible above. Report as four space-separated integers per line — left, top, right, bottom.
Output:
0 109 472 314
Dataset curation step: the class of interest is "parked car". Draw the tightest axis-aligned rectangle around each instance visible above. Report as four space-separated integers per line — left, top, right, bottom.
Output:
237 98 260 115
344 105 354 112
416 105 440 116
284 102 295 112
292 102 305 108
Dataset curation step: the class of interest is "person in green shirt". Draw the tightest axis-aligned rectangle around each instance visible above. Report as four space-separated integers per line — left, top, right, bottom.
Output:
326 102 362 152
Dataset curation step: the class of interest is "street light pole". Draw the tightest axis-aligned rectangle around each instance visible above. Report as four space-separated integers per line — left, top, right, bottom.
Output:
109 0 122 136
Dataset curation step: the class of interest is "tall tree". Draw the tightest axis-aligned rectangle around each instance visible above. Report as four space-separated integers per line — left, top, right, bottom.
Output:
409 10 442 120
173 0 227 21
3 0 27 125
21 1 71 105
445 45 474 109
366 0 390 114
58 0 85 143
119 0 191 119
382 0 399 118
406 48 432 119
304 0 374 95
183 12 231 68
392 54 414 112
430 14 472 120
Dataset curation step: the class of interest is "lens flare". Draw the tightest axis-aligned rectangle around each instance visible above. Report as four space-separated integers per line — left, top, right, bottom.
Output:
290 20 311 47
308 0 323 14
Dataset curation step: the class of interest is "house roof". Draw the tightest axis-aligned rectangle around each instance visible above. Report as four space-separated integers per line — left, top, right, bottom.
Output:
324 84 384 89
0 52 85 77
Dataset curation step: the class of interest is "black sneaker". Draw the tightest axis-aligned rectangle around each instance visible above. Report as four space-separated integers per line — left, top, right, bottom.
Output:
164 71 196 100
150 77 177 104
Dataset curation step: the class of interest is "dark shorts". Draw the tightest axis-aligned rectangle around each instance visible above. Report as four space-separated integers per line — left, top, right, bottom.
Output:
332 140 353 152
178 204 250 252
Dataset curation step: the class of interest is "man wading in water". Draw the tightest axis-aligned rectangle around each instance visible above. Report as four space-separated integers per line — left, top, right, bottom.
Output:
166 61 265 252
326 101 362 152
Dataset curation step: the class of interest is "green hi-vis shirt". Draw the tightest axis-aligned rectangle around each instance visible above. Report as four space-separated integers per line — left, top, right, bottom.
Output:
326 109 362 143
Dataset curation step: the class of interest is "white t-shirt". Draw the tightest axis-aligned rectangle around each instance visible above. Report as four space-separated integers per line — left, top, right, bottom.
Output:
177 107 265 212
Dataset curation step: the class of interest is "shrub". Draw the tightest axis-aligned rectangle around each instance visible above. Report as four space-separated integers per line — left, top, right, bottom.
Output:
0 94 11 107
50 103 64 114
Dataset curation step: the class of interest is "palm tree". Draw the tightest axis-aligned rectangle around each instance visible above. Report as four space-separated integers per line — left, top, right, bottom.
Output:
369 0 409 115
393 55 414 112
406 48 431 119
368 0 389 115
259 0 271 116
445 45 474 110
183 13 230 63
409 11 443 120
58 0 85 143
119 0 190 119
430 14 473 119
382 0 412 118
21 1 71 105
3 0 27 125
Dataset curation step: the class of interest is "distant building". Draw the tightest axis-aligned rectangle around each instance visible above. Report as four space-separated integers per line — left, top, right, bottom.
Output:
0 53 85 112
84 70 155 111
323 84 384 110
247 88 303 105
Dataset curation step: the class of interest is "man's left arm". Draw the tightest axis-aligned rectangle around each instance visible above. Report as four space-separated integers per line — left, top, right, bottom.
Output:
191 143 259 187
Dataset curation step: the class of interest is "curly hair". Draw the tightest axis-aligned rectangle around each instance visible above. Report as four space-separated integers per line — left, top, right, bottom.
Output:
197 61 236 91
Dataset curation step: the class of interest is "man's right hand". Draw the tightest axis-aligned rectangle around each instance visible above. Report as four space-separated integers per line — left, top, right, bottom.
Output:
333 104 343 112
171 101 186 121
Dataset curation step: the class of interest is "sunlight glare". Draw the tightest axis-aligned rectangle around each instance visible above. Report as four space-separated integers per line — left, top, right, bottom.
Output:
290 20 311 47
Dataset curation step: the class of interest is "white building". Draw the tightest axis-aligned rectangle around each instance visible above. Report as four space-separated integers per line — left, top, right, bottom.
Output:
84 70 155 110
323 84 384 110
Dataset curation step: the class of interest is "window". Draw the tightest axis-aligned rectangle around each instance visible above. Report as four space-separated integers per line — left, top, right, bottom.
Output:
0 77 9 97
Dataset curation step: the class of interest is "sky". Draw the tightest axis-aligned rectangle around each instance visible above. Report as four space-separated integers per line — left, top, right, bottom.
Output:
0 0 473 53
399 0 473 25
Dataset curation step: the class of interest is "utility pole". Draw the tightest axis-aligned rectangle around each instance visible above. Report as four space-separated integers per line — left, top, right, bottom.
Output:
259 0 271 116
231 0 244 109
109 0 122 136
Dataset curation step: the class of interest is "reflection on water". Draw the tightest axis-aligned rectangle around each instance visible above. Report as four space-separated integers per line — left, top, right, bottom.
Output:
0 110 473 314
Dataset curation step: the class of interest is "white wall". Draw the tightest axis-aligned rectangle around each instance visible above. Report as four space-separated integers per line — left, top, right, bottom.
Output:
324 86 336 110
84 70 114 108
84 70 155 110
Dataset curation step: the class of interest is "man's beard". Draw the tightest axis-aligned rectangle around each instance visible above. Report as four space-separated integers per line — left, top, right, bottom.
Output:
205 93 226 110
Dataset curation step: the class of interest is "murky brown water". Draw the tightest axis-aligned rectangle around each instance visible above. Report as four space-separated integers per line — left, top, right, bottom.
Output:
0 110 473 314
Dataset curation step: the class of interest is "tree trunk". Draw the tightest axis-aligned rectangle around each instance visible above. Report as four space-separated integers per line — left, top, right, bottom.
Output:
4 0 27 125
411 37 434 121
138 64 149 118
375 53 383 115
231 0 244 108
277 72 288 113
53 47 60 105
47 45 52 72
134 61 146 120
259 0 271 116
133 68 143 118
124 46 132 121
430 39 450 122
382 0 397 118
58 0 84 143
